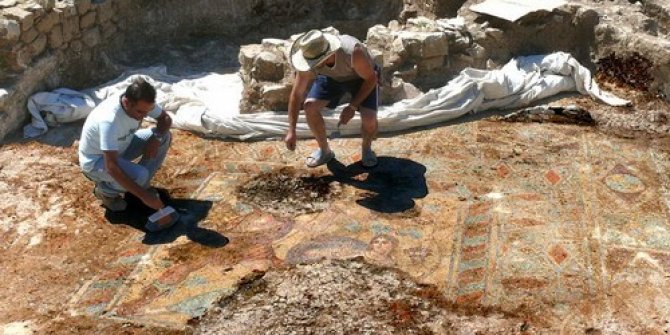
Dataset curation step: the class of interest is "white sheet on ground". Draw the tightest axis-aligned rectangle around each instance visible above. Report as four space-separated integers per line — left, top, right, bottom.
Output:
24 88 96 138
23 52 630 140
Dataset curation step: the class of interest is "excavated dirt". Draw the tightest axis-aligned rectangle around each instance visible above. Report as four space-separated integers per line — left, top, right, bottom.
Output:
596 53 655 92
236 168 341 217
195 260 529 335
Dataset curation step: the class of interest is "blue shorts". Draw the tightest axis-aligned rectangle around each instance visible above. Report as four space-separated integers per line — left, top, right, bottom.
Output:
306 66 380 111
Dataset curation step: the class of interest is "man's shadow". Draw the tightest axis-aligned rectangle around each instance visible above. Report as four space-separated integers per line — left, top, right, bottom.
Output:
326 156 428 213
104 188 229 247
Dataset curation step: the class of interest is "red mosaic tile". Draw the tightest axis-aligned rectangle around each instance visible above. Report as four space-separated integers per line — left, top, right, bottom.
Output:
549 244 569 265
545 170 561 185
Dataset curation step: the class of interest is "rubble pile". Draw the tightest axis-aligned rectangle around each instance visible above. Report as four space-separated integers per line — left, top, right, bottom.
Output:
596 52 654 91
195 260 527 335
497 105 595 125
237 4 612 114
236 168 341 216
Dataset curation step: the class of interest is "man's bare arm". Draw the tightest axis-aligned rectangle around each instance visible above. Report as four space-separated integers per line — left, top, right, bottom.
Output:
154 111 172 136
103 151 162 209
349 46 378 109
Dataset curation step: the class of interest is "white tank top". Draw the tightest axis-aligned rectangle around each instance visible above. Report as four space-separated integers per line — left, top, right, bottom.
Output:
312 35 372 82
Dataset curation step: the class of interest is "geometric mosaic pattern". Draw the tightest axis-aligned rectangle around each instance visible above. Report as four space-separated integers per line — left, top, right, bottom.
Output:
69 121 670 332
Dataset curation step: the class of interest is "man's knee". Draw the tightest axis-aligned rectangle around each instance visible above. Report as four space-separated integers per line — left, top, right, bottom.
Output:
133 165 150 186
303 101 323 116
360 109 378 132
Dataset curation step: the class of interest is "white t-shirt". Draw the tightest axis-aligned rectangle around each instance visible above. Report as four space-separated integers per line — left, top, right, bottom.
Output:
78 94 162 172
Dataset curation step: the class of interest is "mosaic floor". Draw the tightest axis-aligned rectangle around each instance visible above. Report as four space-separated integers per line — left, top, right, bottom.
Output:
68 121 670 332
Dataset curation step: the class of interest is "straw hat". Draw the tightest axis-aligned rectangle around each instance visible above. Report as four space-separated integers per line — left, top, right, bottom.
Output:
289 30 341 71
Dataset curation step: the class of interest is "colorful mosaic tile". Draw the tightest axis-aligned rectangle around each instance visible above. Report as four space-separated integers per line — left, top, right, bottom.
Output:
68 121 670 332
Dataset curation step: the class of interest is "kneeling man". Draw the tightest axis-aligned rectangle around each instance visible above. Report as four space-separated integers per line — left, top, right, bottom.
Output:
79 78 171 214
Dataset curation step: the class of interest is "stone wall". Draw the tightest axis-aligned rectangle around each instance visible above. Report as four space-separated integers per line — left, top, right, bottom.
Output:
118 0 404 48
236 3 603 114
401 0 468 21
3 0 667 140
237 18 472 113
0 0 130 141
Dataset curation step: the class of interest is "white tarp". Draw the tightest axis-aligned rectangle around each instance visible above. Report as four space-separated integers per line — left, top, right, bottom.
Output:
24 88 96 138
24 52 629 140
469 0 567 22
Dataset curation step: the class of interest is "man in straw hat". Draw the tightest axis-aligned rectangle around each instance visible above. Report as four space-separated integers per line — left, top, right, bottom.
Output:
285 29 380 168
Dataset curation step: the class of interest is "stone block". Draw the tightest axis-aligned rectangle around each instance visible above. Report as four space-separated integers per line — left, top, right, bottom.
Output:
79 11 96 30
398 31 448 59
7 44 31 70
252 51 285 82
385 37 407 68
417 55 444 72
393 64 418 82
70 39 82 52
261 38 289 55
366 24 393 50
76 0 92 14
20 27 38 43
19 1 47 16
101 21 117 39
0 0 17 9
48 24 63 48
61 16 79 42
29 33 47 56
261 84 291 111
113 0 134 17
0 19 20 42
3 7 34 31
54 0 77 17
239 44 263 73
95 0 114 23
81 27 100 47
36 10 60 32
370 49 383 66
38 0 55 11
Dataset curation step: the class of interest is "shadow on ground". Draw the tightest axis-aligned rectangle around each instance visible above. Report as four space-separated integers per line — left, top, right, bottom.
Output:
104 188 228 247
326 156 428 213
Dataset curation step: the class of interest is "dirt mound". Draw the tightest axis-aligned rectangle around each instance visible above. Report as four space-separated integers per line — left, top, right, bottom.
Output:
194 259 529 335
236 168 341 217
596 53 654 92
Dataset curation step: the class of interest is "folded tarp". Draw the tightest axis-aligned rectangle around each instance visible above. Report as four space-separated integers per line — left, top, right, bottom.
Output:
24 52 629 140
23 88 96 138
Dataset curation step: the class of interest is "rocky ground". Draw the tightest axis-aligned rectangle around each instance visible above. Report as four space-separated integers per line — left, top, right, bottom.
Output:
195 260 527 335
1 77 668 334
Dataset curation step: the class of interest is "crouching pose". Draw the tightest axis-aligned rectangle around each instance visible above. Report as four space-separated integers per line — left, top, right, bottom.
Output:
285 29 380 168
78 78 172 220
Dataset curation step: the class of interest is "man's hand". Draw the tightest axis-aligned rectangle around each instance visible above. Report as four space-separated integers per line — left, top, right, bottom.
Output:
142 189 164 210
340 105 357 125
284 130 297 151
144 137 160 159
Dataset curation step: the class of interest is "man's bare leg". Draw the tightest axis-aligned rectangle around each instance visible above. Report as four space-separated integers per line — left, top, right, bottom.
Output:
304 99 332 153
360 107 378 151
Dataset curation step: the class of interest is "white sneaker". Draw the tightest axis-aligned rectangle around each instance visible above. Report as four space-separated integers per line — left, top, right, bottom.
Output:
361 149 378 168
